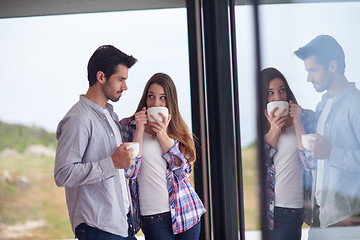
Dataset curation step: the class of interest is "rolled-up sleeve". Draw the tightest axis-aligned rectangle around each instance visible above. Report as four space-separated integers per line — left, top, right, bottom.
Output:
125 156 142 179
162 141 191 181
264 142 277 167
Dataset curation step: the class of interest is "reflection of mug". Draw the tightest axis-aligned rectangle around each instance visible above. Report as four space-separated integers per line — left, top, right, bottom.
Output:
125 142 140 159
301 134 317 150
147 107 169 122
267 101 289 117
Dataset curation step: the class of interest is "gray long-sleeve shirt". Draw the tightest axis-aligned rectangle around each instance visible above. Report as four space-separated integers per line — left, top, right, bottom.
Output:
54 95 129 237
314 82 360 227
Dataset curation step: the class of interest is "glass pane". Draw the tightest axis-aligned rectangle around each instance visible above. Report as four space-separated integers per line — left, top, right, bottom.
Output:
235 3 262 239
0 8 191 239
258 1 360 239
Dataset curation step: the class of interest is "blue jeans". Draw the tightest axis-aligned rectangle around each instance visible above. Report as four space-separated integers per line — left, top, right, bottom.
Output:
75 214 136 240
272 207 303 240
141 212 201 240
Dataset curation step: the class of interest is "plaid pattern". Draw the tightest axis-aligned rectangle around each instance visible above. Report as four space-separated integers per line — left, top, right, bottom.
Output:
298 109 317 171
119 118 142 234
264 144 276 230
119 118 206 235
298 109 316 226
264 109 316 230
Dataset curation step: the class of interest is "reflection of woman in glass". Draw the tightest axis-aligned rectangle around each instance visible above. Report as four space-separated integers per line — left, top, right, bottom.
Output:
120 73 206 240
261 67 315 240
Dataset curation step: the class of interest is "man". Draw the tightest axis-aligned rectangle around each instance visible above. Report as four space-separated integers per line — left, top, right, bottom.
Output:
295 35 360 238
54 45 137 239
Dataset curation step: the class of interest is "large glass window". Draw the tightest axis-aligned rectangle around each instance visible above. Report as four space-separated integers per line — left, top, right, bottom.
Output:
0 8 191 239
236 1 360 239
259 1 360 239
235 3 261 237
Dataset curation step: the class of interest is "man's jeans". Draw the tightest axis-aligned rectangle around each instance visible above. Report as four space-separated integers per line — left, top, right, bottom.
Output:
141 212 201 240
75 214 136 240
272 207 303 240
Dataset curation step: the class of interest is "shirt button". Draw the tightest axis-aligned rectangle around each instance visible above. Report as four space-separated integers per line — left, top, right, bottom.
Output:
111 133 114 136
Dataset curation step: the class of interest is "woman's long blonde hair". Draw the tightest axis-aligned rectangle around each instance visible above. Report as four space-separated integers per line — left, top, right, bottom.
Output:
132 73 196 163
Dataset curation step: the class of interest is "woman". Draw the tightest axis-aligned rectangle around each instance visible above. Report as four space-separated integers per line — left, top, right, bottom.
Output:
120 73 206 240
261 67 315 240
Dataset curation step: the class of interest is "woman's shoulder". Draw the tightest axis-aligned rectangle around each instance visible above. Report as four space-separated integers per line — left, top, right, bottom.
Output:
301 108 315 116
301 108 316 133
119 117 134 126
301 108 316 121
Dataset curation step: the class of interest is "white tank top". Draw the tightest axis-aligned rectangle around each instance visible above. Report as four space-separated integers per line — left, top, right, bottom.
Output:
273 125 304 208
137 132 173 216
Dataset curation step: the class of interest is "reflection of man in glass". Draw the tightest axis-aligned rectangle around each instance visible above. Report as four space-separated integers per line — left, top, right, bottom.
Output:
294 35 360 236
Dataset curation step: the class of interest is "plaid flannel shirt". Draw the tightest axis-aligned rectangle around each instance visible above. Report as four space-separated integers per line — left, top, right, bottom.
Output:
119 117 206 234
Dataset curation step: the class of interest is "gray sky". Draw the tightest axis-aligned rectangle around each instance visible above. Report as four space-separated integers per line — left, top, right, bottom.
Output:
236 1 360 146
1 2 360 148
0 8 191 138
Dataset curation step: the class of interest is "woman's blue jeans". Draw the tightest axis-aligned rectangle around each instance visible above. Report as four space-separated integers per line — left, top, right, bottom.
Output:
141 212 201 240
272 207 303 240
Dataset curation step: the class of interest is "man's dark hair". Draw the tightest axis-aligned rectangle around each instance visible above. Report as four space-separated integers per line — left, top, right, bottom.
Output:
294 35 345 74
87 45 137 86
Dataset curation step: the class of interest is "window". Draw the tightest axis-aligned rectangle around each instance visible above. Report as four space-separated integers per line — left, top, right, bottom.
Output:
0 8 191 239
236 1 360 239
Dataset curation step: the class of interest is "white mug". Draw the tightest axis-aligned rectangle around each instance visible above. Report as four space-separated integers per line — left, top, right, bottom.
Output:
267 101 289 117
147 107 169 122
125 142 140 159
301 134 317 150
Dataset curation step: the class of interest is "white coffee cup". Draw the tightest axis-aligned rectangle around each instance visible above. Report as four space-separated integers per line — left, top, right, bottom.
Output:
267 101 289 117
147 107 169 122
125 142 140 159
301 134 317 150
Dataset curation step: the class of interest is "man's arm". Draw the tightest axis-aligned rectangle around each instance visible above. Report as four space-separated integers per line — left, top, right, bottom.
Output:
312 104 360 171
54 115 117 187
